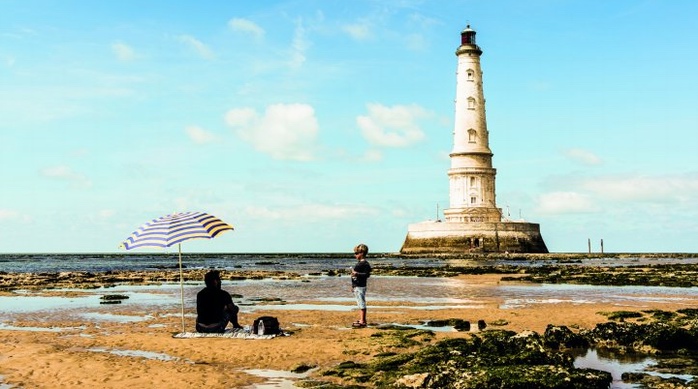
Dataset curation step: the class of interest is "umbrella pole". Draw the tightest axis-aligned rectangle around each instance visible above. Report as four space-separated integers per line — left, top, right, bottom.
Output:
178 243 185 333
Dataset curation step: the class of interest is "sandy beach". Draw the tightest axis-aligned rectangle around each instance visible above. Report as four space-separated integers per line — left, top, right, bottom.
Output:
2 272 698 388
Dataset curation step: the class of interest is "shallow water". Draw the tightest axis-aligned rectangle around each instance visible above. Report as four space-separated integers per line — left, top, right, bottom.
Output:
244 369 313 389
573 348 695 388
3 275 698 319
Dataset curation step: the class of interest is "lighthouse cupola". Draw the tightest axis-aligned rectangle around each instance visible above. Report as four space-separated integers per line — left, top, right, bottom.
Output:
458 25 482 55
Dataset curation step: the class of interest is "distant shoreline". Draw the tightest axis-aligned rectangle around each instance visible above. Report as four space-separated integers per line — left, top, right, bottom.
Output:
2 251 697 258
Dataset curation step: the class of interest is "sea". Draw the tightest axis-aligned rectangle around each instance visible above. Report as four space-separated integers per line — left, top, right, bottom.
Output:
0 252 442 274
3 252 698 274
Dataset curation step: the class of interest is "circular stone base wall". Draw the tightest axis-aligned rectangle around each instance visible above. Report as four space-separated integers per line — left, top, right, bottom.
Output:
400 221 548 254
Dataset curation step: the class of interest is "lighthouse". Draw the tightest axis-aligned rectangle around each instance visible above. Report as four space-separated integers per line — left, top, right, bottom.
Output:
400 25 548 254
444 25 501 224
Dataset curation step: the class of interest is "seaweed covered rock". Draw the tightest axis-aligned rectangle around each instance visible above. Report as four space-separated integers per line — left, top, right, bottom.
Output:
621 371 693 388
584 321 698 352
582 321 645 349
324 329 612 388
425 318 471 332
544 325 590 349
642 322 698 351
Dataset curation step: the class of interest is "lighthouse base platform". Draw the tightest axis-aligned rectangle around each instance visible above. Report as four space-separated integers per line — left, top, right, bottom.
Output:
400 220 548 254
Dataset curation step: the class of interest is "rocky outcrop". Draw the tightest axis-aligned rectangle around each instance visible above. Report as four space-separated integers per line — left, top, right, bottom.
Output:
322 329 612 388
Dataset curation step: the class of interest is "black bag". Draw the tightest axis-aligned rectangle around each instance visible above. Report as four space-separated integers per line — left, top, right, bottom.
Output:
253 316 281 335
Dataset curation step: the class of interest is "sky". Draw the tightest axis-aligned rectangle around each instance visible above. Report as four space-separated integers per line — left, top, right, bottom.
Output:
1 0 697 254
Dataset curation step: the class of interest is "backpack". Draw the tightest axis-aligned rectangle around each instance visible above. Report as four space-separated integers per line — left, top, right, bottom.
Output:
253 316 281 335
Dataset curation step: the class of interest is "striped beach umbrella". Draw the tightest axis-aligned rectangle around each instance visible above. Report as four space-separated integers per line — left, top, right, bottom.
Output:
120 211 234 333
120 211 233 250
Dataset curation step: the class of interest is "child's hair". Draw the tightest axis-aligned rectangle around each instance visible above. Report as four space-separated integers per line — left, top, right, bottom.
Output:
354 243 369 255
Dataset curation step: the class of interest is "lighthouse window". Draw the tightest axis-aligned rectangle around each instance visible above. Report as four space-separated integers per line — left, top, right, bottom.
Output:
470 196 477 204
468 129 477 143
467 97 475 110
467 70 474 81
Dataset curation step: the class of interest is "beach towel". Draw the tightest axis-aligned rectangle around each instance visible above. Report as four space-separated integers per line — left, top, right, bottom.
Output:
173 327 285 339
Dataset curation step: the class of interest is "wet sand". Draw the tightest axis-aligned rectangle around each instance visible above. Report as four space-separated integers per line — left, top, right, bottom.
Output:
2 272 698 388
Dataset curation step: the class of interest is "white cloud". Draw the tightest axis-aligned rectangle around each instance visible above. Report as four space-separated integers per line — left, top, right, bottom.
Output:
564 148 602 165
86 209 116 223
404 33 427 51
112 42 135 61
243 203 378 223
0 209 19 220
40 165 92 188
225 103 320 161
581 175 698 203
4 55 16 67
289 19 310 69
0 209 31 223
228 18 265 39
357 103 428 148
97 209 115 219
178 35 215 60
362 149 383 162
536 191 599 214
185 125 217 144
535 173 698 219
342 21 372 40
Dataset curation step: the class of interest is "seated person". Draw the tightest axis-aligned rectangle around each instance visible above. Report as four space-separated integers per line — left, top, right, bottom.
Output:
196 270 242 333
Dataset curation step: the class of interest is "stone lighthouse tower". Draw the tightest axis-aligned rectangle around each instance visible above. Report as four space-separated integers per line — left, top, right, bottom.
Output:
444 25 501 225
400 25 548 254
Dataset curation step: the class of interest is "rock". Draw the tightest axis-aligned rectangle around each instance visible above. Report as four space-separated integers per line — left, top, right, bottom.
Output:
394 372 429 388
331 329 611 388
544 325 590 349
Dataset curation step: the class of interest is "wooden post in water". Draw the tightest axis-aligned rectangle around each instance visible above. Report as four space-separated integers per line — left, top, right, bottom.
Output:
588 238 591 254
600 239 604 254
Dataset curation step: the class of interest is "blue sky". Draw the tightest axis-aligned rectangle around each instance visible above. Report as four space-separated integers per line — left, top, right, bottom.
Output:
1 0 697 254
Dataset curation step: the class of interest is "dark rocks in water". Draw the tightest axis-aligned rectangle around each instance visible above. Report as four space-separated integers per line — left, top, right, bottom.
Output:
254 261 280 266
649 356 698 376
374 324 417 331
327 317 698 387
425 318 470 331
99 300 121 305
621 371 647 383
291 363 315 373
324 329 612 389
582 321 644 348
100 294 129 301
510 263 698 288
621 371 691 388
583 321 698 351
642 323 698 351
99 294 129 305
544 325 590 349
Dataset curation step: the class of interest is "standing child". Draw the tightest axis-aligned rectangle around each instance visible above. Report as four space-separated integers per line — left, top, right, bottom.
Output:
350 243 371 327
